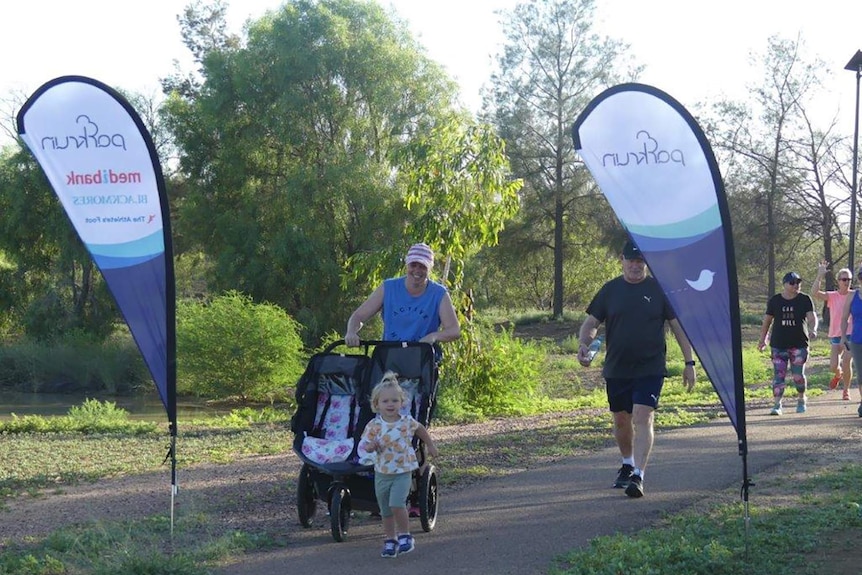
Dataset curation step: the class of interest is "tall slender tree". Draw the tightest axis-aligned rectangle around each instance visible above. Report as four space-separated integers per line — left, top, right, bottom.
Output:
708 35 825 296
484 0 637 317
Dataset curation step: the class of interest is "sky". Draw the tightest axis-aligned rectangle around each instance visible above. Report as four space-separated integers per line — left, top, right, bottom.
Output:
2 0 861 143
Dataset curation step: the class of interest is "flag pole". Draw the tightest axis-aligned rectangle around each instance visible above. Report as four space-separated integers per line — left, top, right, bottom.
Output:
170 430 177 538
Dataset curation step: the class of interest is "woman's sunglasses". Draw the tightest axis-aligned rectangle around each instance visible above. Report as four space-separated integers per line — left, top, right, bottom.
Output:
839 277 852 282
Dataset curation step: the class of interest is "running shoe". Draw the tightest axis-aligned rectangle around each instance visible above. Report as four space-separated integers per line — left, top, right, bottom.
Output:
829 372 842 390
796 398 807 413
843 389 851 401
397 534 415 555
625 474 644 498
613 464 635 488
770 401 782 416
381 539 398 558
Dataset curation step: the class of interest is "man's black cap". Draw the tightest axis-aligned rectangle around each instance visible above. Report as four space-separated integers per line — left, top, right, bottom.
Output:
622 240 644 260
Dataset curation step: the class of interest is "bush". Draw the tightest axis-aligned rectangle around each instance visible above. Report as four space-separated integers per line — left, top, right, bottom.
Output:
177 291 306 402
0 399 157 434
438 321 546 419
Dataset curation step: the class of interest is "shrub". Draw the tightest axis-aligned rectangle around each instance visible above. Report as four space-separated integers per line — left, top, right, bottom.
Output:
0 399 157 434
177 291 306 402
438 321 545 419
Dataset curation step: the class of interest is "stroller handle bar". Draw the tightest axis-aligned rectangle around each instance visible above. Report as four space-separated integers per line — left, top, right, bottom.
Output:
322 339 435 354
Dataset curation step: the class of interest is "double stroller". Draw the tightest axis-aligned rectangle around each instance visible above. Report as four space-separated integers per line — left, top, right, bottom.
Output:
290 340 440 542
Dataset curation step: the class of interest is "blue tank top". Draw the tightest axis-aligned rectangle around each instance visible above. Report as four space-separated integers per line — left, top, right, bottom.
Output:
850 291 862 344
382 277 446 342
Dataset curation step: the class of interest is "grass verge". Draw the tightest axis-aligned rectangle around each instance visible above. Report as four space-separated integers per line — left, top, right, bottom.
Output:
0 513 277 575
551 462 862 575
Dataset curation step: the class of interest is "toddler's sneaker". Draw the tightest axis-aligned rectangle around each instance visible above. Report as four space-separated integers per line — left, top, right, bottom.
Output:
397 534 415 555
381 539 398 558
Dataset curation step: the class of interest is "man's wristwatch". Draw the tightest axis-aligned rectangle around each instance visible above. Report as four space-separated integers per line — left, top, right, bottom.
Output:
685 360 696 367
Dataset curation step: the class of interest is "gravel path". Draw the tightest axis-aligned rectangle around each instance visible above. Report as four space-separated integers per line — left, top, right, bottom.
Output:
0 412 593 545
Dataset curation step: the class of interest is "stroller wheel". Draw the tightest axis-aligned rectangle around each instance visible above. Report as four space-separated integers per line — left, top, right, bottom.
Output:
419 464 438 532
330 487 351 542
297 464 317 528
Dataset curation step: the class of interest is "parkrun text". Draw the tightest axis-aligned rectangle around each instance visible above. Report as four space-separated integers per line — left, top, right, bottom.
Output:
40 115 127 151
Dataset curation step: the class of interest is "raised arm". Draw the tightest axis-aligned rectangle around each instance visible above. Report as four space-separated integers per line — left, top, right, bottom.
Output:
811 260 829 302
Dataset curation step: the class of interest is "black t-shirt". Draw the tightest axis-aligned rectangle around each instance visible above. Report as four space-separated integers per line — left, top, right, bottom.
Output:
586 275 676 378
765 293 814 349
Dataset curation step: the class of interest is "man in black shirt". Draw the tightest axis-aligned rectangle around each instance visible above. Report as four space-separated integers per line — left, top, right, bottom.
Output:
578 240 696 498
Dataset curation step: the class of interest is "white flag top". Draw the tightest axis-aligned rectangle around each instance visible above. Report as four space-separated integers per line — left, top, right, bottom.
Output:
18 79 164 268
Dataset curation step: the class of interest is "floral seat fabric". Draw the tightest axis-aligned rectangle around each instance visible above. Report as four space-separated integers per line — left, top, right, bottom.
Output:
300 374 361 465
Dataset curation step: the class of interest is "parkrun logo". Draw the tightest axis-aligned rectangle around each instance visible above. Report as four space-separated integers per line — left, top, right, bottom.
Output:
66 169 142 186
601 130 685 167
40 115 127 151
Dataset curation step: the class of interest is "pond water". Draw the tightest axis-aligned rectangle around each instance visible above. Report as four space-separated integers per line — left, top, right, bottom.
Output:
0 390 235 421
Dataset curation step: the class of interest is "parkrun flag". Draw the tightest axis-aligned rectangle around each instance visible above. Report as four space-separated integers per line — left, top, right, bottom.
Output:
17 77 178 513
572 84 746 453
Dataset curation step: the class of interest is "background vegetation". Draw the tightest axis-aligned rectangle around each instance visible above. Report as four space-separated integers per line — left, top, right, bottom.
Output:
0 0 854 455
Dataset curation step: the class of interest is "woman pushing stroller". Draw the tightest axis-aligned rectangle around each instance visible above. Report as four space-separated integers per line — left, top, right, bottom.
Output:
344 242 460 347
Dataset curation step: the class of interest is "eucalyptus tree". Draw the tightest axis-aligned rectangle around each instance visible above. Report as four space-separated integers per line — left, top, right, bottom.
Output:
709 35 826 296
789 107 849 287
163 0 465 339
484 0 637 318
0 148 116 340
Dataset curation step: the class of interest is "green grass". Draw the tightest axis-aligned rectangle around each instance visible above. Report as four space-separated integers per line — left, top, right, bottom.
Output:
551 463 862 575
0 513 276 575
0 402 293 500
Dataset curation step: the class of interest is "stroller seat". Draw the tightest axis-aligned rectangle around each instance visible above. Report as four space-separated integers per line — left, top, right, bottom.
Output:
299 372 362 465
291 351 371 470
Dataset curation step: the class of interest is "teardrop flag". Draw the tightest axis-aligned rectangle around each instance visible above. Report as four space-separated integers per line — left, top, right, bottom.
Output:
572 83 747 462
17 76 178 526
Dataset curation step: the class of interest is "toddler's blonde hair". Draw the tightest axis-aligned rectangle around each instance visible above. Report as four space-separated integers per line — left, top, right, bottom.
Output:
370 371 405 413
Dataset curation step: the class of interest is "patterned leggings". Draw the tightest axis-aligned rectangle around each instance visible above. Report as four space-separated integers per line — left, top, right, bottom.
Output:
771 347 808 398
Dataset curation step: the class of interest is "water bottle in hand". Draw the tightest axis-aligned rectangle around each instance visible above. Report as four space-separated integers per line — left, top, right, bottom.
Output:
586 336 603 362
